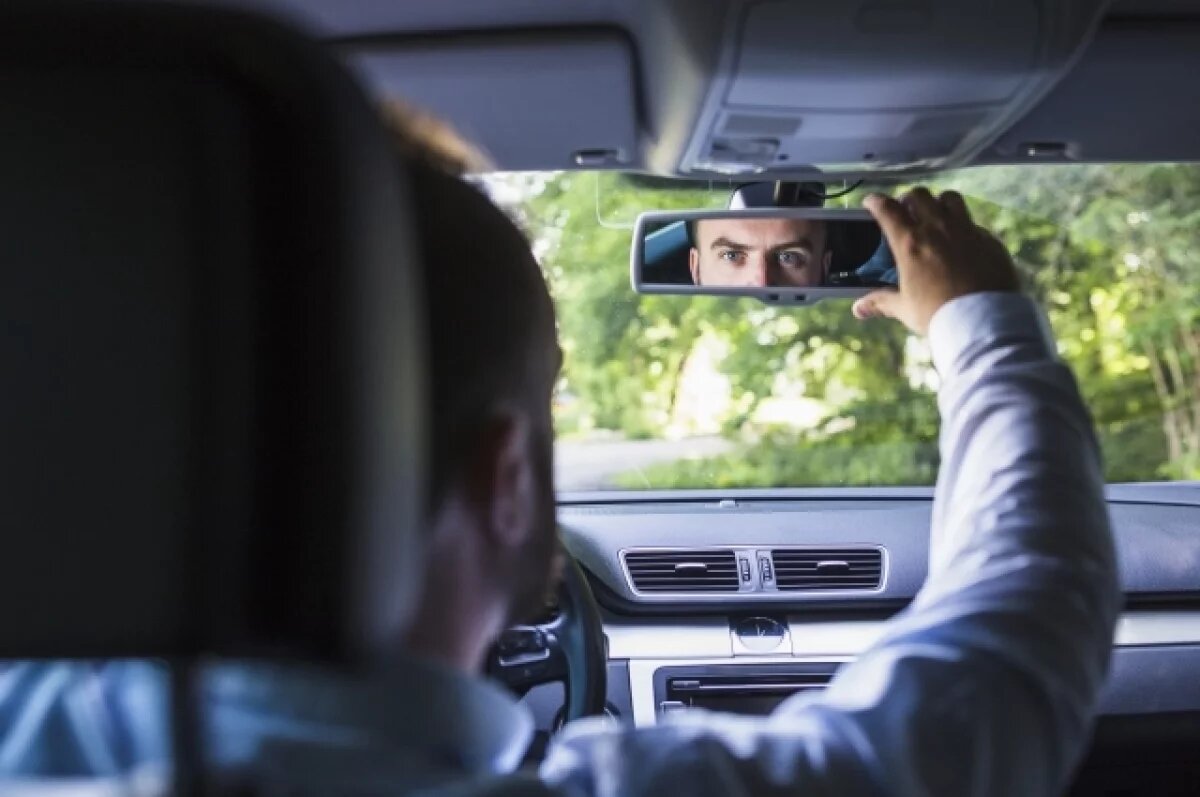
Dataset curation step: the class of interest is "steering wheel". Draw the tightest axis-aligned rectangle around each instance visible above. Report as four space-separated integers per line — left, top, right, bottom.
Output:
487 550 607 722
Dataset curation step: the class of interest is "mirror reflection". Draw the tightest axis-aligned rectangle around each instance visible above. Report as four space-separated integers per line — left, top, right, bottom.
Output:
641 214 897 290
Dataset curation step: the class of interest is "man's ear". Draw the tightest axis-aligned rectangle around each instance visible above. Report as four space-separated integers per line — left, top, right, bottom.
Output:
688 248 701 285
469 413 536 550
822 249 832 277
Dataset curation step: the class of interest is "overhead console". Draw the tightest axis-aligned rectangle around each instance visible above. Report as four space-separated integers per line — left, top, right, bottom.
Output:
672 0 1109 179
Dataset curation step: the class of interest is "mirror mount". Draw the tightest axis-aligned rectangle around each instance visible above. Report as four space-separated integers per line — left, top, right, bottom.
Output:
729 181 826 209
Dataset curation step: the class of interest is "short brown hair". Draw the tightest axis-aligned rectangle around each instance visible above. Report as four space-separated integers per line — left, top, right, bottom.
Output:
381 98 493 176
383 101 554 512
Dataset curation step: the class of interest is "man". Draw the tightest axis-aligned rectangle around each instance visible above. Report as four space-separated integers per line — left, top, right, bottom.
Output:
1 150 1119 795
418 185 1116 797
688 216 832 287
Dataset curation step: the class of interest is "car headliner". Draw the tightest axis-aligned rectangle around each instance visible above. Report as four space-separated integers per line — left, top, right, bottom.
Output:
199 0 1200 178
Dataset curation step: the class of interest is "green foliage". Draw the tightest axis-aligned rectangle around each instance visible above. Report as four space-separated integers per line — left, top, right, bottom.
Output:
617 392 941 489
512 173 726 437
505 165 1200 488
615 434 939 489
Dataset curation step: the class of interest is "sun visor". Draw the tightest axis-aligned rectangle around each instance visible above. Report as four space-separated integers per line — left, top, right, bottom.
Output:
675 0 1109 179
348 30 639 171
979 20 1200 165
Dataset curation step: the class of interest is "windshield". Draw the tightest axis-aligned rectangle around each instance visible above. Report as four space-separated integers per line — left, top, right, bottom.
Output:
484 166 1200 491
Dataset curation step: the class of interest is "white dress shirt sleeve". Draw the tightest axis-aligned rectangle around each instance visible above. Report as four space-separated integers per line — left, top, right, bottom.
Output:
540 292 1121 797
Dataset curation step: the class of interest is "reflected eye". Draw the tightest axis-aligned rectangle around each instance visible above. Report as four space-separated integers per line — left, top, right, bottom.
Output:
776 250 810 269
717 249 747 265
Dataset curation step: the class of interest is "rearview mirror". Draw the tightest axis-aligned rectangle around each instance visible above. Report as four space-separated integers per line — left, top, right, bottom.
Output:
631 209 896 305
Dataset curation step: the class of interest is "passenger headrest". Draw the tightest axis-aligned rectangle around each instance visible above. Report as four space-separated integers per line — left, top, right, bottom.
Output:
0 2 427 665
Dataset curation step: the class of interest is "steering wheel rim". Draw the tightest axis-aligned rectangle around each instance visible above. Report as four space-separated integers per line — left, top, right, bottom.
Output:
487 548 607 722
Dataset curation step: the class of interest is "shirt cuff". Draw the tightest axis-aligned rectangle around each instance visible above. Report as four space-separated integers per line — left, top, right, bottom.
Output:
927 292 1056 375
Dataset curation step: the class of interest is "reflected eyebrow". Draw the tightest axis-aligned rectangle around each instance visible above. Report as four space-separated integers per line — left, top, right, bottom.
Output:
709 236 816 252
709 236 751 251
768 238 814 251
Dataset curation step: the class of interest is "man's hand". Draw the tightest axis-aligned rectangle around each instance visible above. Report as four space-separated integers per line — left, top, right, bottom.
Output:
852 188 1020 335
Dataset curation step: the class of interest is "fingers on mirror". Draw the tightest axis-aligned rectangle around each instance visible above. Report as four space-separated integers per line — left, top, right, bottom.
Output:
864 193 914 244
938 190 973 225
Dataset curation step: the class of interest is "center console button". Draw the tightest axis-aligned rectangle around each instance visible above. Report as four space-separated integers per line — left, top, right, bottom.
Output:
758 553 774 584
739 557 752 583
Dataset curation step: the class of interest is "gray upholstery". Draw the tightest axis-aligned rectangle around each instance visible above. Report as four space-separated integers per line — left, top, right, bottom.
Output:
0 2 427 665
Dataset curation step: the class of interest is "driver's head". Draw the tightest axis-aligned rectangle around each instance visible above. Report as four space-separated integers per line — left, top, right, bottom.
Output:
688 217 831 288
393 113 562 672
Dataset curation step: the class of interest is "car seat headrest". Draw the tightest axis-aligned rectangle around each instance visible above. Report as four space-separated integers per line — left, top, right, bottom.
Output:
0 1 428 666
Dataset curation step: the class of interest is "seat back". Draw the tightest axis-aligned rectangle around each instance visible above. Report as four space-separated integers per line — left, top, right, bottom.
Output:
0 1 427 666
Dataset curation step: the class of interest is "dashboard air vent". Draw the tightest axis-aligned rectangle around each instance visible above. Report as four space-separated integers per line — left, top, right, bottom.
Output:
625 549 740 593
771 548 883 591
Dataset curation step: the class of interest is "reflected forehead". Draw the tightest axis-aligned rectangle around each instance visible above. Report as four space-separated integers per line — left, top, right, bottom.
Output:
695 217 822 244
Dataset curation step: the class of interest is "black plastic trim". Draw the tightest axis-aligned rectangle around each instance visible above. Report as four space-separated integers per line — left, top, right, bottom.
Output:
1069 711 1200 795
559 482 1200 508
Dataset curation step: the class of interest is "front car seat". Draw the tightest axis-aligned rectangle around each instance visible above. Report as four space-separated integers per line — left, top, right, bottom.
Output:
0 2 427 791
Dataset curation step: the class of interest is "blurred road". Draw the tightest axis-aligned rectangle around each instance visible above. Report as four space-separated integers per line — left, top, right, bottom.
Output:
554 435 733 491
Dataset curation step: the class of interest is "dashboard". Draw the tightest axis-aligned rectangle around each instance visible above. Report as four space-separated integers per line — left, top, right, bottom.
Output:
523 484 1200 795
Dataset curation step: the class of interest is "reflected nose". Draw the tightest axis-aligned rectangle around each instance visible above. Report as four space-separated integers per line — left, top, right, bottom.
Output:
745 253 769 287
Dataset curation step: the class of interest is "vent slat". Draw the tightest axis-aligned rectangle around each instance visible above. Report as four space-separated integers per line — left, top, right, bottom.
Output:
774 562 881 567
632 576 740 583
634 584 740 589
636 582 738 589
774 584 881 591
772 554 878 559
637 587 738 592
778 579 880 585
774 567 880 573
625 561 740 567
626 564 737 569
625 556 735 563
772 548 883 592
625 550 733 556
774 564 881 569
773 556 880 562
633 580 738 584
630 573 739 579
774 563 879 568
634 580 739 584
626 548 740 594
774 569 881 575
628 561 737 567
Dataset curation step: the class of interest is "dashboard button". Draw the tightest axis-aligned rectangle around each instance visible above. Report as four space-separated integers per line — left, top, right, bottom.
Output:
739 557 752 583
497 628 545 656
758 554 774 584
